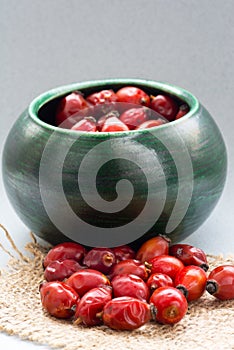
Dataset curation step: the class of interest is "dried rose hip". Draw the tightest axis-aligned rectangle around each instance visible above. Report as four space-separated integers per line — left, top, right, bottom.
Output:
116 86 150 106
101 116 129 132
146 273 174 293
109 259 149 281
86 89 117 105
206 265 234 300
150 286 187 325
65 268 110 297
71 116 97 132
112 245 135 263
43 242 87 268
169 243 209 271
102 296 151 330
74 286 112 326
44 259 83 282
175 103 189 120
111 274 150 302
55 92 90 127
136 119 166 129
175 266 207 302
150 94 178 121
83 247 116 274
149 255 184 280
40 281 79 319
96 110 120 131
119 107 149 130
136 235 171 263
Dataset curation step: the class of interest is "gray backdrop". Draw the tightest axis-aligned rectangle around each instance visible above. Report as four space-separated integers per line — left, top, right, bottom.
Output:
1 0 234 348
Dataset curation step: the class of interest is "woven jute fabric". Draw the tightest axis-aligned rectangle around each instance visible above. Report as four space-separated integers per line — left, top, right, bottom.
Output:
0 228 233 350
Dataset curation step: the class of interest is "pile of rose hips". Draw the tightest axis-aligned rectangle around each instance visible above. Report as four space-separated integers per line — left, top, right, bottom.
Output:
54 86 190 131
40 236 234 331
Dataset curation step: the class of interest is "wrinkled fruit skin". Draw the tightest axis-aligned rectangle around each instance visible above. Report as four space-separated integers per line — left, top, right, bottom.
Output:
112 245 135 263
43 242 86 268
101 116 129 132
169 244 209 271
206 265 234 300
146 273 174 293
40 281 79 319
150 286 188 325
175 103 189 120
119 107 149 129
55 91 90 127
116 86 150 106
110 259 149 281
136 235 171 263
150 255 184 280
44 259 83 281
74 286 112 326
136 119 166 129
71 117 97 132
150 94 178 121
86 89 117 105
65 269 110 297
103 296 151 330
83 247 116 274
111 274 150 301
175 266 207 302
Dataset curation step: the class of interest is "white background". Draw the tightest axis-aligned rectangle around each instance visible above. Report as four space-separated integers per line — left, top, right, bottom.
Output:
1 1 234 349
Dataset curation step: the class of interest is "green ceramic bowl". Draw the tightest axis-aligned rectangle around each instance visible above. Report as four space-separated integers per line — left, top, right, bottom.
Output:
2 79 227 248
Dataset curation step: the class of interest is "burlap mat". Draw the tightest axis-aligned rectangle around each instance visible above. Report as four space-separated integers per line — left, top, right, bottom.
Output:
0 225 233 350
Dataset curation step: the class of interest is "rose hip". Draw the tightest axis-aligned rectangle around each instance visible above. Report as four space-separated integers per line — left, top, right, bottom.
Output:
146 273 174 293
55 91 90 127
116 86 150 106
111 274 150 302
150 94 178 121
150 286 187 325
43 242 87 268
206 265 234 300
86 89 117 105
136 235 171 263
102 296 151 330
112 245 135 263
83 247 116 274
44 259 83 282
175 266 207 302
136 119 166 129
119 107 149 130
74 286 112 326
65 269 110 297
175 103 189 120
109 259 149 281
40 281 79 319
101 116 129 132
71 117 97 132
96 110 120 131
169 243 209 271
149 255 184 280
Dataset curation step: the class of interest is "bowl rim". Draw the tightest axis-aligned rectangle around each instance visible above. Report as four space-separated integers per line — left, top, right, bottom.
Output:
28 78 200 136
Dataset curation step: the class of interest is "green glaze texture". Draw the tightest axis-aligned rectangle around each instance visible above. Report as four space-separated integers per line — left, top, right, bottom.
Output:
2 79 227 248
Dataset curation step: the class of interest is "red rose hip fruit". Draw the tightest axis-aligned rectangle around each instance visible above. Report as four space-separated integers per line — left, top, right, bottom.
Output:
83 247 116 274
111 274 150 301
119 107 149 129
175 103 189 120
150 94 178 121
136 235 171 263
146 273 174 293
136 119 166 129
71 117 97 132
86 89 117 105
44 259 83 281
150 286 188 324
149 255 184 280
206 265 234 300
109 259 149 280
101 116 129 132
112 245 135 263
102 296 151 330
40 281 79 319
169 243 209 271
116 86 150 106
175 266 207 301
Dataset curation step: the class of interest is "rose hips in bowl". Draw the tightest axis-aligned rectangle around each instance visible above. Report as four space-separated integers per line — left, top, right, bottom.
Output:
44 259 83 282
40 281 79 319
102 296 151 330
175 103 189 120
146 273 174 293
86 89 117 105
101 116 129 132
136 119 166 129
150 286 188 325
150 94 178 121
119 107 149 130
71 116 97 132
136 235 171 263
43 242 87 268
149 255 184 280
175 266 207 302
65 268 110 297
116 86 150 106
83 247 116 274
74 286 112 326
169 243 209 271
206 265 234 300
109 259 149 281
111 274 150 302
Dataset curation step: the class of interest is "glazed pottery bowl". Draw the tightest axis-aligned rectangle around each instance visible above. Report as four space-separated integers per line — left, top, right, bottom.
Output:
2 79 227 248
